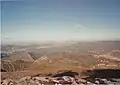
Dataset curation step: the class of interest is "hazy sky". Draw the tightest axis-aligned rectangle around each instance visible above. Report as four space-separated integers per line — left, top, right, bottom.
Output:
1 0 120 43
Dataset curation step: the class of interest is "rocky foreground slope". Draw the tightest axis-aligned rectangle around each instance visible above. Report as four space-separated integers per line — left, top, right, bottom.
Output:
1 69 120 85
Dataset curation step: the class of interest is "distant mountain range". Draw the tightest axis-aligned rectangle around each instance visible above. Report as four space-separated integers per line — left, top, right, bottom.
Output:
1 41 120 72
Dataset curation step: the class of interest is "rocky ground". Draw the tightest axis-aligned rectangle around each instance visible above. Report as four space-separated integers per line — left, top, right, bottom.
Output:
1 70 120 85
1 75 120 85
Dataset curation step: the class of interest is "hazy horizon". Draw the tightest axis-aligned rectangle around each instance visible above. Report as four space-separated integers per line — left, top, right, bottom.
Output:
1 0 120 43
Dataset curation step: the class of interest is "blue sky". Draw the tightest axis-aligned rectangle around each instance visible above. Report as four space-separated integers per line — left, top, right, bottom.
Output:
1 0 120 43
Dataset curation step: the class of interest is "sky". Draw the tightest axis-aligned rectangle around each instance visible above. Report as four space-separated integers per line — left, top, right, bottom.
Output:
1 0 120 43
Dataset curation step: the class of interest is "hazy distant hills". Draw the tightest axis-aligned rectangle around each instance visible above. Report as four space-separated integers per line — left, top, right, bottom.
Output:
1 51 34 62
71 41 120 53
25 41 120 59
1 41 120 60
1 41 120 72
9 52 34 61
1 41 120 61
